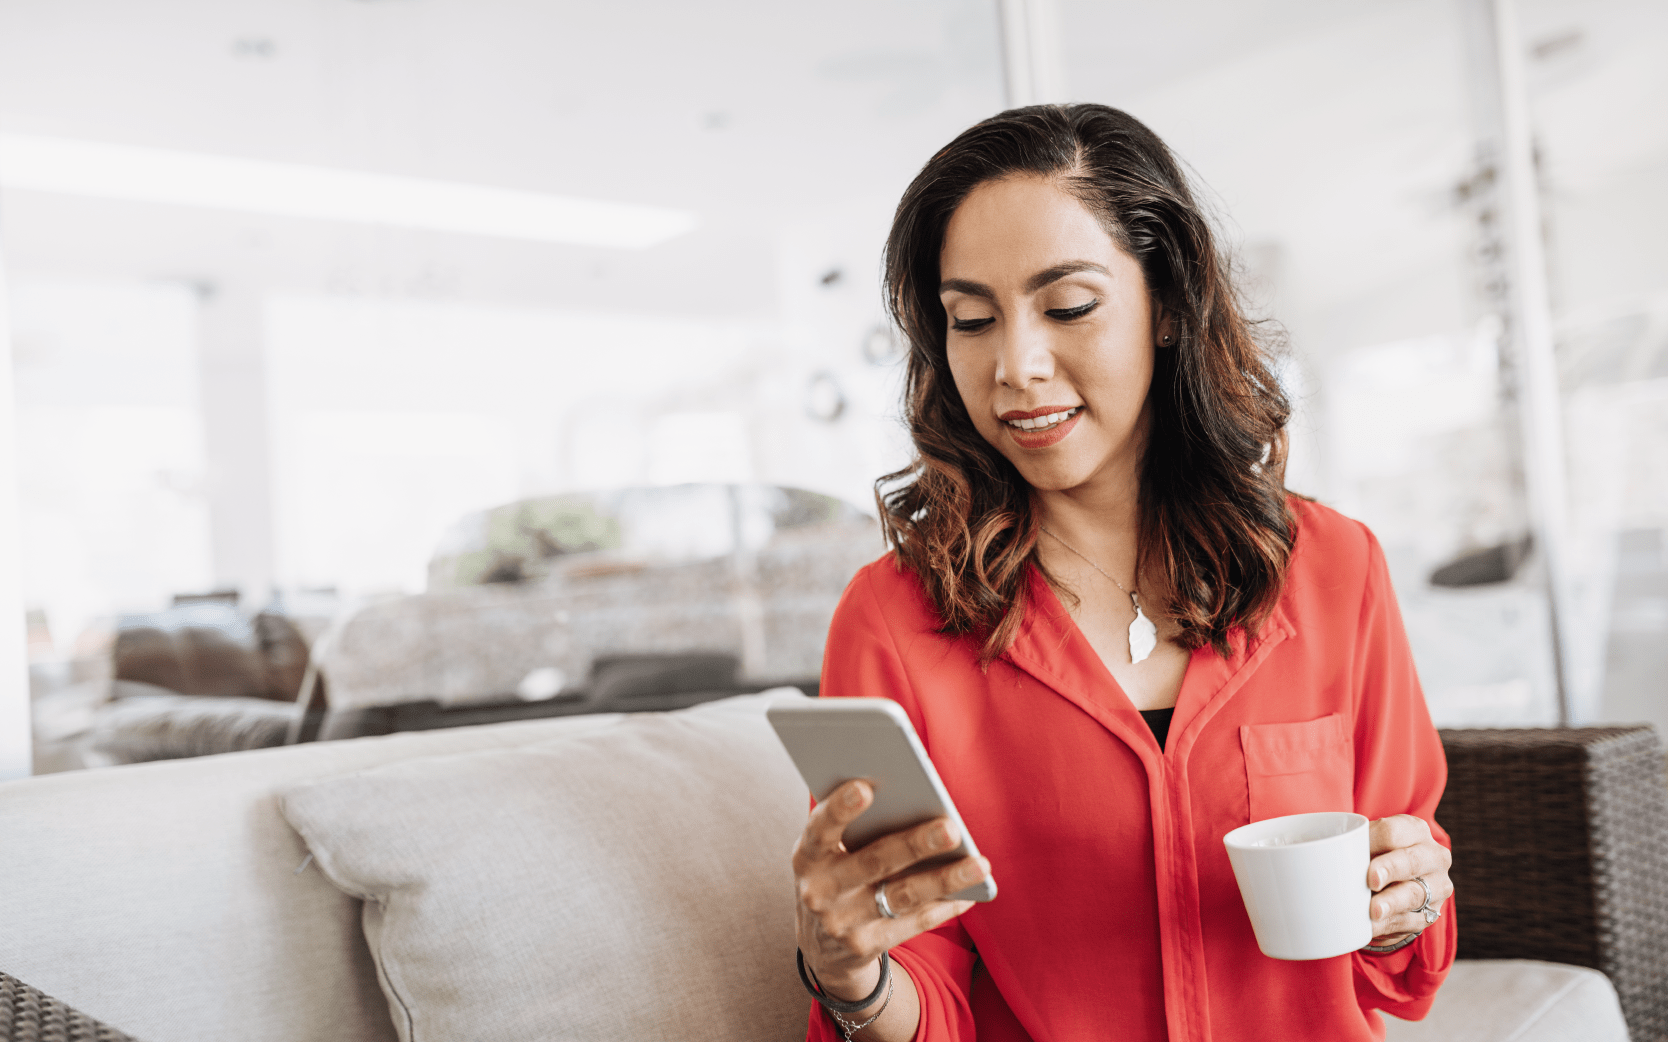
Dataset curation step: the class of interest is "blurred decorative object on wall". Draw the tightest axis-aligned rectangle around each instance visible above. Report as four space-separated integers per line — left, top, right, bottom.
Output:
804 371 847 423
861 322 902 366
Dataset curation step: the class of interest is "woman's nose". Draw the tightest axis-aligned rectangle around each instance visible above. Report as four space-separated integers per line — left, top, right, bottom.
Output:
993 318 1054 389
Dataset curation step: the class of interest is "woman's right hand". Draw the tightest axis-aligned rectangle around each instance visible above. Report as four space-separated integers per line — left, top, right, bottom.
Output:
792 778 991 1000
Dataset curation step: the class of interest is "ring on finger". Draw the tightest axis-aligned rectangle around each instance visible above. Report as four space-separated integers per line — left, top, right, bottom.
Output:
1411 876 1440 925
875 881 900 920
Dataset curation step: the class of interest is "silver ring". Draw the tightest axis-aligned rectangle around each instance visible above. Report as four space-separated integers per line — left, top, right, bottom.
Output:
1411 876 1438 924
874 882 899 920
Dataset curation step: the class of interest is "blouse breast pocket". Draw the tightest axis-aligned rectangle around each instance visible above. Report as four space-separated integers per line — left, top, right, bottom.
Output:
1240 713 1354 822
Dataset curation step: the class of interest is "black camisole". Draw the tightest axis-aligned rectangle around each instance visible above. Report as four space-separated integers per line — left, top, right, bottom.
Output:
1139 707 1176 751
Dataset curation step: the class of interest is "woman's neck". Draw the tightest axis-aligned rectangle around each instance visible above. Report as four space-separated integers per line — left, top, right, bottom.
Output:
1033 466 1143 589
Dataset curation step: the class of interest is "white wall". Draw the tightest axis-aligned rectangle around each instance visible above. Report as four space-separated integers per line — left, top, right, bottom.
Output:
264 294 779 597
7 279 212 649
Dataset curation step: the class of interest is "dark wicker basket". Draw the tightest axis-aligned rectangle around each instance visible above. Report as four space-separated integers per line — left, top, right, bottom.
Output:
1439 725 1668 1042
0 973 137 1042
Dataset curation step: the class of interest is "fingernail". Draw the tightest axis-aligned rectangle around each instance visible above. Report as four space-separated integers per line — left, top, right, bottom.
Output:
844 785 863 807
937 823 958 849
958 861 982 883
978 856 991 872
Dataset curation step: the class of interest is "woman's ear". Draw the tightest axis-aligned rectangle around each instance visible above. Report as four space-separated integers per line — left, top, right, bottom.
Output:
1154 305 1177 348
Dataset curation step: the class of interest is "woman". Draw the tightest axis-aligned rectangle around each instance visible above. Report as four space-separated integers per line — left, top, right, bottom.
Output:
791 104 1455 1042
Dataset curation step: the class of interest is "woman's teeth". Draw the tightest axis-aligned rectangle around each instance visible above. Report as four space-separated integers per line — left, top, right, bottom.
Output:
1007 407 1080 431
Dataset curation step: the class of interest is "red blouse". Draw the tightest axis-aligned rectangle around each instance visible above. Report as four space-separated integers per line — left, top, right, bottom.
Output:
805 498 1455 1042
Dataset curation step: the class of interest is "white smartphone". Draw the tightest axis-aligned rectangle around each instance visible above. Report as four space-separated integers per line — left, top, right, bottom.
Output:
767 696 997 902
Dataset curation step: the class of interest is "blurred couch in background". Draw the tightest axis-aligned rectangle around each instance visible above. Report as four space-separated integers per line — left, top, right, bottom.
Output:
315 483 883 738
29 483 885 768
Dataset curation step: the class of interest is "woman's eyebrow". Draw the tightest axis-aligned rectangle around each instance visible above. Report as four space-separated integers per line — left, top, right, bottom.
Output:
939 277 993 300
939 261 1111 298
1024 261 1110 292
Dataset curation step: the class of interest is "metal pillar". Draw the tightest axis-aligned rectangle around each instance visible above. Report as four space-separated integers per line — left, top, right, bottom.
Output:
997 0 1068 108
1463 0 1579 723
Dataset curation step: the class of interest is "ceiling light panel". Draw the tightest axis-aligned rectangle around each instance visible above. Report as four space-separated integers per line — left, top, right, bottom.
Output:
0 135 698 250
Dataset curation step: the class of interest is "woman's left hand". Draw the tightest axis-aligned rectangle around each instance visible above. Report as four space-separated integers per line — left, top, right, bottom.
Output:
1367 815 1454 945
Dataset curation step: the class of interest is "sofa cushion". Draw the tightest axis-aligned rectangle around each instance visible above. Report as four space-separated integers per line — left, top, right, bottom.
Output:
0 706 628 1042
278 692 811 1042
1382 959 1630 1042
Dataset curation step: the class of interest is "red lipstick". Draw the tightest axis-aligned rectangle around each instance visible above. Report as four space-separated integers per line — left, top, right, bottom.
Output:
999 405 1082 449
998 405 1079 421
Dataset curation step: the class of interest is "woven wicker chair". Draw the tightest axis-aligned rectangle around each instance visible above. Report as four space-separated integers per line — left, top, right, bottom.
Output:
0 973 136 1042
1439 725 1668 1042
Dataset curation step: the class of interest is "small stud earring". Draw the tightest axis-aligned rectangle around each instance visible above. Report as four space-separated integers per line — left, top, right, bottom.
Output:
1160 333 1174 346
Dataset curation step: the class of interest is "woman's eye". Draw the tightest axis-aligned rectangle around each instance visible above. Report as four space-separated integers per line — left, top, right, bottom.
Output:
952 316 995 332
1046 299 1100 320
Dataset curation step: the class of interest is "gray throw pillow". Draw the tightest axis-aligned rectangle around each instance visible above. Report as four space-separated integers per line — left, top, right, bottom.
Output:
278 694 811 1042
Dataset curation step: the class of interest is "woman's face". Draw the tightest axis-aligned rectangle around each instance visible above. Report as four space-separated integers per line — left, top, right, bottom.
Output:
939 175 1165 495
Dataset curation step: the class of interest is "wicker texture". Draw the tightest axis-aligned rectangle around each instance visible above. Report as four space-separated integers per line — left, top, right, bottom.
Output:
0 973 138 1042
1439 726 1668 1042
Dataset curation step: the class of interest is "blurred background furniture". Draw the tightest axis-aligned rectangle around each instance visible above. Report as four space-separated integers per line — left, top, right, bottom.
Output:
28 597 328 772
25 483 884 770
112 597 312 704
310 483 881 739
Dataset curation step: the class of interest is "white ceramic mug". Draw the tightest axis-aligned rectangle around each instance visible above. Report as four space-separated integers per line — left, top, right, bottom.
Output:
1222 811 1372 960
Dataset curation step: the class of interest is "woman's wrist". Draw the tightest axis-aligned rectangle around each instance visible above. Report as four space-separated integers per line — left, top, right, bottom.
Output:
799 950 888 1010
817 959 885 1006
1361 931 1420 954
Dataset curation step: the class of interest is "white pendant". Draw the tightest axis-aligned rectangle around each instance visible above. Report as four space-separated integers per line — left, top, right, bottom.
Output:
1128 603 1158 664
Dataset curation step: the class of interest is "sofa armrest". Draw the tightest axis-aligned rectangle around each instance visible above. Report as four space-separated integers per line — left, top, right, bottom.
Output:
1 972 140 1041
1383 959 1629 1042
1437 725 1668 1042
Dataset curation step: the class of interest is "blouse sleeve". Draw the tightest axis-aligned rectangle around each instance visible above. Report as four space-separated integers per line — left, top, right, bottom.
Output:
1347 528 1458 1019
803 563 980 1042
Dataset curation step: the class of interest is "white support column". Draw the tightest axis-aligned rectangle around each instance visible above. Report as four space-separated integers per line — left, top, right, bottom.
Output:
195 281 277 608
997 0 1069 108
0 230 33 778
1465 0 1580 723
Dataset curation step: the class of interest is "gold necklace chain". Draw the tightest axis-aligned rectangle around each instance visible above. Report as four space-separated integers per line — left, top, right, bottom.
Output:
1038 525 1140 607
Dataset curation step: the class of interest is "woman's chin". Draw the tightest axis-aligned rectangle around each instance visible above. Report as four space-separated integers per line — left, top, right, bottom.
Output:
1011 459 1098 494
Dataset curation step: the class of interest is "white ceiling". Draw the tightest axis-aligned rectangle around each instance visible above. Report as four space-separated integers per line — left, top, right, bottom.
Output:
0 0 1005 316
1 0 1663 339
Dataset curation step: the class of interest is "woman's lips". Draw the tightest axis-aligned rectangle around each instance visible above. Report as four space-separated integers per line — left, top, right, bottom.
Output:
1003 407 1082 448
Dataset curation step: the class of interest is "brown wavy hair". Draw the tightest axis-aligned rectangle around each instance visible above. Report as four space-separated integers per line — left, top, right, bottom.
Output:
878 103 1294 662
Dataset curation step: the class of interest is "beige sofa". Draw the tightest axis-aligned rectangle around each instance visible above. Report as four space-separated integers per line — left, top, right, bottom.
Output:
0 694 1632 1042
